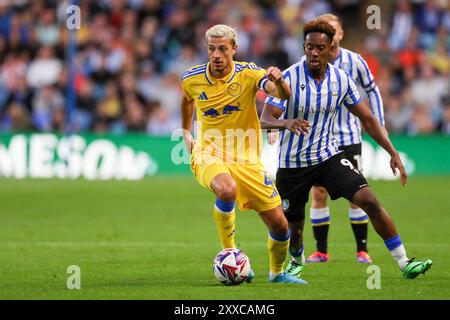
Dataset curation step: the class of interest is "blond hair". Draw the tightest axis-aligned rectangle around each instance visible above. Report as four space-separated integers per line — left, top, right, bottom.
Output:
316 13 342 27
205 24 238 46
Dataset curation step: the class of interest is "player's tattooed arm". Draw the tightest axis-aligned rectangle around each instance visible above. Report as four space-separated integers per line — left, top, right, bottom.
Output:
348 101 407 186
180 91 196 154
264 66 291 100
260 104 310 135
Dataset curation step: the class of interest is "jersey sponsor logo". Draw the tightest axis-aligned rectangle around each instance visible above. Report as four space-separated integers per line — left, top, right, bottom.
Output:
223 104 241 115
300 83 306 91
203 104 241 118
203 108 220 117
331 82 339 96
198 92 208 100
228 83 242 97
297 105 335 113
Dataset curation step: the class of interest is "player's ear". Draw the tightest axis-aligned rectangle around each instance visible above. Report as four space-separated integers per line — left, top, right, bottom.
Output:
330 42 335 55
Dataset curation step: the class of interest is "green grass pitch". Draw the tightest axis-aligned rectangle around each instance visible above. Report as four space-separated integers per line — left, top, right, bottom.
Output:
0 176 449 300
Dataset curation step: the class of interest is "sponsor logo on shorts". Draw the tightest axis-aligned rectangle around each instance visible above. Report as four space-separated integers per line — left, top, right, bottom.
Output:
282 199 289 211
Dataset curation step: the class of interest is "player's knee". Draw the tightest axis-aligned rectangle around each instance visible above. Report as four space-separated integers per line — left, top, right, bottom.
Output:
216 182 237 202
270 217 289 236
359 195 382 217
290 225 303 240
312 186 328 205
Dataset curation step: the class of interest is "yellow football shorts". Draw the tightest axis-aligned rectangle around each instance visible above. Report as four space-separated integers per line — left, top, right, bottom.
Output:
190 155 281 213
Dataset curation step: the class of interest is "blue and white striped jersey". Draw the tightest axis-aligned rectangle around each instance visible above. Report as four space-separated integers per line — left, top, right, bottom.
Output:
332 47 384 147
265 60 361 168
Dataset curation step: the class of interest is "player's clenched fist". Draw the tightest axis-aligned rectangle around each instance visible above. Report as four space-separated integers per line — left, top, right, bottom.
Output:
266 66 283 83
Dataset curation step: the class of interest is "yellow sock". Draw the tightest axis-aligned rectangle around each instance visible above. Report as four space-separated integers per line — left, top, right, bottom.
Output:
268 232 289 275
213 201 236 249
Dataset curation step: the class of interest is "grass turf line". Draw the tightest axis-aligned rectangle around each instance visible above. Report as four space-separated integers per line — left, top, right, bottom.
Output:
0 177 449 299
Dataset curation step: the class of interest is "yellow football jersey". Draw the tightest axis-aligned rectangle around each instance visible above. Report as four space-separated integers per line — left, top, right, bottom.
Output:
182 61 269 165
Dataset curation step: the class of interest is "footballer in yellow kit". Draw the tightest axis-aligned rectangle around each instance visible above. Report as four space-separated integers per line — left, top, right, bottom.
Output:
183 60 280 212
180 24 308 284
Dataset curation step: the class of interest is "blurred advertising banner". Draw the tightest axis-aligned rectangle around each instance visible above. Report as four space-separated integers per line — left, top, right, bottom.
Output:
0 133 190 180
0 133 449 180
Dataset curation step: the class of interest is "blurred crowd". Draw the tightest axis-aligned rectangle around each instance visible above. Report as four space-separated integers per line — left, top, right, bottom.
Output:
0 0 449 135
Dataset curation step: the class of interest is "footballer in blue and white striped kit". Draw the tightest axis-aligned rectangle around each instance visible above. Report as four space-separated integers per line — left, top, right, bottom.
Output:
260 19 432 280
306 14 386 265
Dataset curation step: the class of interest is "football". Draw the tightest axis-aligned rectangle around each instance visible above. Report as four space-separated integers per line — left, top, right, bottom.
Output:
212 248 252 285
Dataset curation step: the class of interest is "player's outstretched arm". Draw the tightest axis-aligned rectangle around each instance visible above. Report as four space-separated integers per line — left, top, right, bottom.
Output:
180 92 196 154
260 103 310 135
264 66 291 100
348 102 407 186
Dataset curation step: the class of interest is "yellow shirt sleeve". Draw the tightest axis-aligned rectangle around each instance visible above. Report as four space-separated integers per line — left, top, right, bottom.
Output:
243 63 269 91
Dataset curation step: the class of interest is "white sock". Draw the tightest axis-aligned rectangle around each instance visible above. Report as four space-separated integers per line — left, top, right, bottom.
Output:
384 235 409 269
310 207 330 225
390 244 409 269
289 246 305 265
291 252 305 265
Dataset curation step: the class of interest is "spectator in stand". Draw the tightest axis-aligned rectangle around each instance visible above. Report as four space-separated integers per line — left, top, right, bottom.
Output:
388 0 414 50
32 85 64 132
384 94 412 134
407 103 437 135
0 0 447 135
27 46 62 88
415 0 446 49
411 64 448 124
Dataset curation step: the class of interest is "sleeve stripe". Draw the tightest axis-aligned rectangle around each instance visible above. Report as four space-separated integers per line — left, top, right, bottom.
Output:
368 87 385 127
347 77 360 104
347 51 353 77
363 78 375 89
357 55 374 88
182 67 207 79
344 96 362 107
266 99 286 111
258 75 268 90
365 86 376 93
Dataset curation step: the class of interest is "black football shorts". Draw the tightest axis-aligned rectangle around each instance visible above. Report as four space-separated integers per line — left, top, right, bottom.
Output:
276 152 368 222
339 143 362 172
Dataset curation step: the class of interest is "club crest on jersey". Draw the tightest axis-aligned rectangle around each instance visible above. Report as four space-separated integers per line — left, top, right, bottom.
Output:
331 82 338 96
341 62 350 72
228 83 242 97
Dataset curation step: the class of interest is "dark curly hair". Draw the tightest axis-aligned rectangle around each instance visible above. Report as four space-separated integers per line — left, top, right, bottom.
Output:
303 20 336 44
